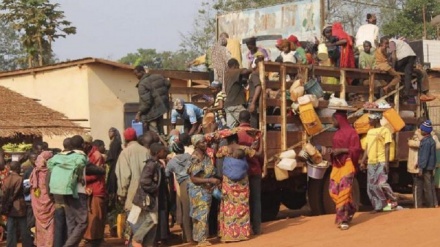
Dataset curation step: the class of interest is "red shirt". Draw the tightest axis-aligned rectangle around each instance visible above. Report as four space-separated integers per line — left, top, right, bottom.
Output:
86 146 106 197
237 123 263 176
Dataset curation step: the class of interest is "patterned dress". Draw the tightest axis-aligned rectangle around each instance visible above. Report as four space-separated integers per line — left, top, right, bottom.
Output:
188 151 216 243
217 145 255 242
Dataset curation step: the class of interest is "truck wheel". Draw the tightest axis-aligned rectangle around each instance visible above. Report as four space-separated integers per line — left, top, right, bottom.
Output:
280 188 307 210
307 178 325 216
322 175 361 214
261 190 281 222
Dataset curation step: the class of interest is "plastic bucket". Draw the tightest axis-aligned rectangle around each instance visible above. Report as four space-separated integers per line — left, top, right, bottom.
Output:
307 162 328 179
304 79 324 98
317 44 329 61
131 120 143 137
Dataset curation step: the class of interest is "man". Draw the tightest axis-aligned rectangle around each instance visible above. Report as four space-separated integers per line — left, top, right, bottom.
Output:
237 110 262 235
245 37 270 69
134 65 171 136
355 13 379 52
170 98 204 136
248 57 263 128
82 134 107 246
116 128 150 211
224 58 249 128
53 138 72 247
2 161 32 247
359 41 375 69
360 112 398 212
374 37 400 93
48 135 88 247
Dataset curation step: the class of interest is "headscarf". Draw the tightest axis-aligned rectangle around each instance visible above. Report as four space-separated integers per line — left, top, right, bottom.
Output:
34 151 53 171
191 134 205 146
109 127 121 144
287 35 301 47
173 98 185 110
332 112 361 167
331 22 355 69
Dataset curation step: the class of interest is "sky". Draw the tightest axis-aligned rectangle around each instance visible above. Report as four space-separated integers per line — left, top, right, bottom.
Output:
51 0 203 61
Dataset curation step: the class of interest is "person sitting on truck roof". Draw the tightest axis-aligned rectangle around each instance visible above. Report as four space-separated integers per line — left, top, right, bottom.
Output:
355 13 379 52
171 98 204 136
374 37 401 96
287 35 307 64
324 23 355 70
359 41 375 69
245 37 270 69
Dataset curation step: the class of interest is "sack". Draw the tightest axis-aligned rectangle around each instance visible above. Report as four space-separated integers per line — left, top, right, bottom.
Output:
383 108 405 132
223 157 249 181
289 86 304 102
299 103 323 135
354 114 372 134
274 166 289 181
279 150 296 159
276 158 297 171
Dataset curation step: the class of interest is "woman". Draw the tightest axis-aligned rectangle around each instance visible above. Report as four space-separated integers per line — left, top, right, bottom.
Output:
329 111 361 230
29 151 54 246
188 134 220 247
217 131 263 242
107 127 122 207
211 34 231 86
324 23 355 69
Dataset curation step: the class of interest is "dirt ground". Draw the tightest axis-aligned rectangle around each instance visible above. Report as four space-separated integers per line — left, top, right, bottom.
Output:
4 202 440 246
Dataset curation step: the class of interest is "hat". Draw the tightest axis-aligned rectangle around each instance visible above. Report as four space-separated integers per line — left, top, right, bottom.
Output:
287 35 301 46
420 120 433 134
210 81 222 89
191 134 205 146
368 112 382 120
81 134 93 143
124 128 137 141
173 98 185 110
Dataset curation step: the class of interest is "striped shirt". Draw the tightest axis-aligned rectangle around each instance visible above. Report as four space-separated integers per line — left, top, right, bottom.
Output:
214 91 226 117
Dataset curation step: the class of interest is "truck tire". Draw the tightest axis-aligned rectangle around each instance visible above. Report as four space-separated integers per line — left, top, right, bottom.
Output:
322 175 361 214
307 178 325 216
280 188 307 210
261 190 281 222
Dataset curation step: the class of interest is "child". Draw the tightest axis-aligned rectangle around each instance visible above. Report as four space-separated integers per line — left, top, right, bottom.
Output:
130 143 168 247
280 39 297 64
374 37 400 95
416 120 437 208
206 81 227 129
1 161 32 247
360 112 398 212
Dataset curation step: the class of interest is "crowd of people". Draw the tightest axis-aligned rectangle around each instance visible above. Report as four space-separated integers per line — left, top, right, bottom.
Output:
0 12 439 247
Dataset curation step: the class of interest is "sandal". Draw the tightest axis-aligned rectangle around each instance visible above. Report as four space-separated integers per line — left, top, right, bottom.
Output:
339 222 349 230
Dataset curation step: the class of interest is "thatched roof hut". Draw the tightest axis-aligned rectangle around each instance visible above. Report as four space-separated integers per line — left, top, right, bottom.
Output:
0 85 84 138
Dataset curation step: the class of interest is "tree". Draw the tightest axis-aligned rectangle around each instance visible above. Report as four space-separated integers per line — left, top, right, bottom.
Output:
0 20 26 71
118 48 192 70
0 0 76 67
382 0 440 39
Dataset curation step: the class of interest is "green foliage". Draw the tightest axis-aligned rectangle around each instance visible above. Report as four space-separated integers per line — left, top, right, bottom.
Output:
0 20 27 71
0 0 76 67
382 0 440 39
118 48 195 70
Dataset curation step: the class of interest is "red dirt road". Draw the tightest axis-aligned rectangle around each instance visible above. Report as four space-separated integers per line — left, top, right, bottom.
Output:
4 208 439 246
209 208 440 247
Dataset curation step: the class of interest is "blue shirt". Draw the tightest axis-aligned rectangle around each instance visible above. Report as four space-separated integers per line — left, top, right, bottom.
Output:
165 153 192 184
171 104 204 124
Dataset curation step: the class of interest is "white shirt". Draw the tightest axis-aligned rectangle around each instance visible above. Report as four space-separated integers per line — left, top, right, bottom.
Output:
355 24 380 48
281 51 297 63
389 38 416 61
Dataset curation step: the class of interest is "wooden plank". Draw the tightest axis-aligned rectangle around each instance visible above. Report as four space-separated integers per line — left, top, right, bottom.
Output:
402 117 418 125
397 131 414 160
280 65 287 151
266 131 303 149
310 131 335 147
169 87 212 94
266 115 299 124
340 70 346 100
149 70 210 80
321 84 341 92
